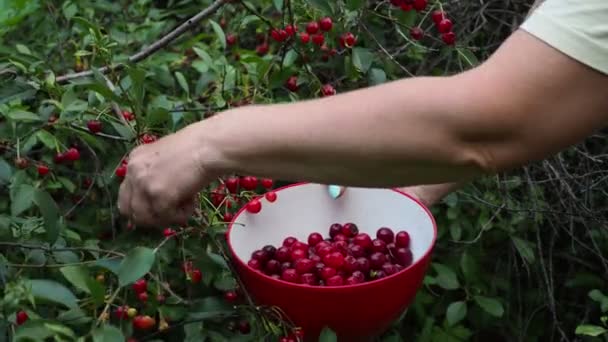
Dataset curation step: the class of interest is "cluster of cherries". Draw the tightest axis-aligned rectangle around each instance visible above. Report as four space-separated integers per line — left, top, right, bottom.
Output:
247 224 414 286
388 0 457 45
210 176 277 222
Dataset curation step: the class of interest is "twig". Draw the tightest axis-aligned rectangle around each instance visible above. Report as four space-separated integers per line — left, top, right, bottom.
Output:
0 242 124 257
361 23 414 77
55 0 228 83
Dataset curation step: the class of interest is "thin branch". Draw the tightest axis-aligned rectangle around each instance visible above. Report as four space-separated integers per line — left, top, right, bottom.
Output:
55 0 228 84
0 242 125 257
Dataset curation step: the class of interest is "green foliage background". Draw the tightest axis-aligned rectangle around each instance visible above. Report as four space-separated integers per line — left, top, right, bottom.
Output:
1 0 608 341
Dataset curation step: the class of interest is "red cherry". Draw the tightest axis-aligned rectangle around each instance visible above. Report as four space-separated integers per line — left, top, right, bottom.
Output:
281 268 299 283
226 33 237 46
283 237 297 247
263 245 277 257
163 228 176 237
238 320 251 334
410 27 424 40
312 33 324 46
320 266 337 280
246 199 262 214
356 257 370 273
294 258 315 274
190 269 202 283
438 19 453 33
285 24 296 36
323 252 345 269
300 273 317 285
292 241 308 251
115 165 127 178
371 239 387 253
339 32 356 48
431 10 445 24
133 315 156 330
317 245 334 258
37 164 50 176
321 84 336 96
271 29 283 42
395 231 411 248
224 291 238 303
113 306 129 320
65 148 80 161
395 247 413 266
260 178 274 189
412 0 427 11
341 223 358 237
400 3 413 11
307 232 323 247
285 76 298 92
353 233 372 249
319 17 333 31
132 279 147 293
223 212 234 222
390 0 403 6
290 248 307 262
442 31 456 45
251 249 270 263
225 177 239 193
15 310 28 325
376 227 395 244
138 292 148 302
305 21 319 34
382 263 398 276
369 252 387 269
349 244 365 258
265 259 281 274
140 133 157 144
275 246 291 262
241 176 258 190
248 259 261 270
343 255 358 273
328 223 343 238
87 120 102 133
256 43 269 56
54 152 65 164
122 110 135 121
300 32 310 43
333 234 347 242
326 275 344 286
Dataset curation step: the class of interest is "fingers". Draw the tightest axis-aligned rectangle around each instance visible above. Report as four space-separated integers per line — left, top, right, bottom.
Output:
327 185 346 199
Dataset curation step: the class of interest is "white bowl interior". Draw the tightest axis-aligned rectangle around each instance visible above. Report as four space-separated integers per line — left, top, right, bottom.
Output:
230 183 436 264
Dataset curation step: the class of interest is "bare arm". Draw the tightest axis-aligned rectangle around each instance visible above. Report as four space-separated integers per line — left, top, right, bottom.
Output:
197 29 608 188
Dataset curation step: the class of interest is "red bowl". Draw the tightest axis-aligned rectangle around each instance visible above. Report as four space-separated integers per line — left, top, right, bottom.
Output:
227 183 437 341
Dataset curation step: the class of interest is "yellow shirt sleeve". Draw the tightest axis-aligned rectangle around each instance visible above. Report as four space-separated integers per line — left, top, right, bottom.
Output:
520 0 608 75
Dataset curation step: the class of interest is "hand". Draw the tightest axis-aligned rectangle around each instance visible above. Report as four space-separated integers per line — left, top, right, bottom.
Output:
117 124 218 228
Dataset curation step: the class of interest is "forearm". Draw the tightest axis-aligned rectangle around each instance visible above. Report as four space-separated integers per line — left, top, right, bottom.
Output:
197 75 491 188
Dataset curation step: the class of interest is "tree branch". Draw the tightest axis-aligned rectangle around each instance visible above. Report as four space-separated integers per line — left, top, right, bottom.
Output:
55 0 228 84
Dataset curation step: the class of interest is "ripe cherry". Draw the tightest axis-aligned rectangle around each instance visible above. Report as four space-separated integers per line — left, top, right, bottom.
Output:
343 255 358 273
223 212 234 222
321 84 336 96
281 268 299 283
300 273 317 285
262 244 277 258
376 227 395 244
65 148 80 161
371 239 388 253
412 0 427 11
356 257 370 273
305 21 319 34
163 228 176 237
320 266 337 280
225 177 239 193
115 165 127 178
431 10 445 24
438 19 453 33
122 110 135 121
271 29 284 42
224 290 238 303
290 248 307 261
14 157 28 169
410 27 424 40
248 259 261 270
339 32 356 48
265 259 281 274
87 120 102 133
326 275 344 286
395 231 411 247
286 76 298 92
370 252 387 269
133 315 156 330
285 24 296 36
138 292 148 302
319 17 333 31
307 232 323 247
294 258 315 274
140 133 157 144
349 244 365 257
300 32 310 43
114 306 129 320
256 42 269 56
353 233 372 249
442 31 456 45
317 245 335 258
312 33 324 46
292 241 308 251
400 3 413 11
328 223 342 238
261 178 274 188
132 279 147 293
246 199 262 214
394 247 413 266
37 164 50 176
341 223 358 237
238 320 251 334
382 263 398 276
275 246 290 262
283 237 297 247
251 249 269 263
241 176 258 190
226 33 237 46
15 310 28 325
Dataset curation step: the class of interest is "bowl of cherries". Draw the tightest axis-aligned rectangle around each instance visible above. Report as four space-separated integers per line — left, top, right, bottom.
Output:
227 183 437 341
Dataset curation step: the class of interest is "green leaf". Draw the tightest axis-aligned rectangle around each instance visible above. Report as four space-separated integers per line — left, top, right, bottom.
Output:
368 68 386 85
0 158 12 184
11 184 35 216
446 301 467 326
473 296 504 318
209 20 227 50
60 265 91 294
147 107 169 126
319 326 338 342
512 236 535 264
460 251 479 283
33 190 60 243
175 71 190 97
432 263 460 290
117 247 156 287
13 320 54 341
7 109 41 121
207 252 229 269
351 47 374 73
187 297 233 320
456 48 480 68
94 258 123 275
282 50 298 67
25 279 79 309
57 177 77 193
346 0 364 10
575 324 607 337
35 130 57 149
305 0 334 14
92 324 125 342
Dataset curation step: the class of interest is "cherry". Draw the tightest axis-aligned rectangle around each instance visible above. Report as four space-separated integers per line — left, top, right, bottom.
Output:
163 228 176 237
132 279 147 293
225 177 239 193
323 252 345 269
341 223 358 237
333 240 348 255
256 42 269 56
410 27 424 40
240 176 257 190
246 199 262 214
369 252 387 269
281 268 299 283
224 290 238 303
37 164 50 176
122 110 135 121
394 247 413 266
138 292 148 302
401 3 413 11
312 33 324 46
262 245 277 257
317 245 334 258
53 152 65 164
353 233 372 249
307 232 323 246
390 0 403 6
247 259 261 270
300 32 310 43
319 17 333 31
157 294 166 303
286 76 298 92
87 120 102 133
382 263 398 276
226 33 237 46
333 234 347 242
376 227 395 244
294 258 315 274
412 0 427 11
320 266 337 280
371 239 387 253
265 259 281 274
281 261 292 272
65 148 80 161
311 254 322 263
321 84 336 96
290 248 307 261
305 21 319 34
349 244 365 257
238 320 251 334
133 315 156 330
261 178 274 188
190 269 203 283
442 31 456 45
271 29 284 42
281 237 296 247
114 306 129 320
223 212 234 222
343 255 358 273
285 24 296 36
356 257 370 273
292 241 308 251
395 231 411 248
329 223 343 238
314 240 331 252
326 275 344 286
339 32 356 48
14 157 28 169
251 250 269 263
15 310 28 325
300 273 317 285
276 246 290 262
438 19 453 33
264 191 277 203
115 165 127 178
431 10 445 24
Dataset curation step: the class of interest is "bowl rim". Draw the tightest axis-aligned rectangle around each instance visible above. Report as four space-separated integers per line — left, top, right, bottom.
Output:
226 182 438 290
